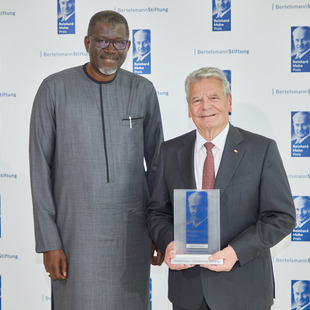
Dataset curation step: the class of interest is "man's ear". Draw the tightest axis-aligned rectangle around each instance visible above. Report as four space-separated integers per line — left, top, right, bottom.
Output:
188 105 192 118
84 36 90 52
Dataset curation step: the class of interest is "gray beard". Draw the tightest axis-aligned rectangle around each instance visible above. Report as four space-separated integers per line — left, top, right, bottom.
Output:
99 67 117 76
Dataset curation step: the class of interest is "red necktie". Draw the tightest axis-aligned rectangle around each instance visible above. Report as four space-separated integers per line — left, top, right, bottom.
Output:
202 142 215 189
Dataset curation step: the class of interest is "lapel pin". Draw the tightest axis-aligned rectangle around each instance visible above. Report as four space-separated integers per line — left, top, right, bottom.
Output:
234 149 238 153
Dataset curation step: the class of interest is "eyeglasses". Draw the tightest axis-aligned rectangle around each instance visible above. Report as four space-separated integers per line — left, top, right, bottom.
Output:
89 36 128 50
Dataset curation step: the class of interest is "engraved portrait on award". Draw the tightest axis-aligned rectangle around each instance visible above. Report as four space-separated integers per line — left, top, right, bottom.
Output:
186 191 208 250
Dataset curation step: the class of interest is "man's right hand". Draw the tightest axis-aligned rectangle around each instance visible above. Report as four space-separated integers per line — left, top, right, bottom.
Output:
164 242 195 270
43 249 68 281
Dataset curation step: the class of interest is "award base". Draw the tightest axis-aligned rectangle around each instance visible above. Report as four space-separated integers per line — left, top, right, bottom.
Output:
171 254 223 265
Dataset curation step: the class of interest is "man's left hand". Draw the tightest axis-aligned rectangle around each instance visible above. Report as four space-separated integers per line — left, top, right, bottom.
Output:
200 245 238 272
151 243 164 266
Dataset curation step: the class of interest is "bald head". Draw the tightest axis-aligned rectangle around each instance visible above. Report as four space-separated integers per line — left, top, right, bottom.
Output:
293 112 310 140
293 27 310 54
134 30 150 57
294 196 310 226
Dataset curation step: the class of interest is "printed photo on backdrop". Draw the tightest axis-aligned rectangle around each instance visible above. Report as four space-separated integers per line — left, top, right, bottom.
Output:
212 0 231 31
291 280 310 310
133 29 151 74
291 196 310 242
291 26 310 72
57 0 75 34
291 111 310 157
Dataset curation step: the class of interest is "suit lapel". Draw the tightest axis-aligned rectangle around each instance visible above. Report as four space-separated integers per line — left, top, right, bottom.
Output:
215 124 245 197
177 130 197 189
175 126 245 193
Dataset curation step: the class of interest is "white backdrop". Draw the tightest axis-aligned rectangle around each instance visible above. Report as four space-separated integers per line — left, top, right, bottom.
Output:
0 0 309 309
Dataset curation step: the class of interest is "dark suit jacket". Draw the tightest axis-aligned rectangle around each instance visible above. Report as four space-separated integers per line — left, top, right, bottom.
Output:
146 124 296 310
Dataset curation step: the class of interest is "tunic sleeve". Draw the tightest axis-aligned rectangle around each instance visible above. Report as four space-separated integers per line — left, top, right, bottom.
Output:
143 84 164 195
29 80 63 253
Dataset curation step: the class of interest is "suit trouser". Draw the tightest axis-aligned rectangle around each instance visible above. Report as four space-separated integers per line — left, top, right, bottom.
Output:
173 298 211 310
173 300 271 310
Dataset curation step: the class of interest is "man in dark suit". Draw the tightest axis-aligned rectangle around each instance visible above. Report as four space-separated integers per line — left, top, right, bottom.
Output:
146 67 296 310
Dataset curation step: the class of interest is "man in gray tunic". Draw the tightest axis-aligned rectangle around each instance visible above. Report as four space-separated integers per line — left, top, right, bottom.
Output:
29 11 163 310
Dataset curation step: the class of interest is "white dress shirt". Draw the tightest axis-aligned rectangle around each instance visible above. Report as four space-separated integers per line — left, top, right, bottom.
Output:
194 123 229 189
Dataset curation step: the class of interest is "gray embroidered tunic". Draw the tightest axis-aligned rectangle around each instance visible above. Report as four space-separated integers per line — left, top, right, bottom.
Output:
29 65 163 310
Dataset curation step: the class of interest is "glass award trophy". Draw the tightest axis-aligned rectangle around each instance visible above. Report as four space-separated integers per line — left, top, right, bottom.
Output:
172 189 222 265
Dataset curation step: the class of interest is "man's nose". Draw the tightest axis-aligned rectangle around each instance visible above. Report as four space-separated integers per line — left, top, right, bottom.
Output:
201 98 213 108
104 42 117 53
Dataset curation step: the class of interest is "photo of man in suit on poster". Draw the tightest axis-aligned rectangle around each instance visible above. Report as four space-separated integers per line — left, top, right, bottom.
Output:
291 111 310 157
291 26 310 72
57 0 75 34
294 196 310 228
291 280 310 310
212 0 231 31
133 29 151 74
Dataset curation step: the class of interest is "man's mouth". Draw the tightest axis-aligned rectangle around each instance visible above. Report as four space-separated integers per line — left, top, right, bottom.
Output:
201 114 216 118
103 58 116 62
101 53 118 60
